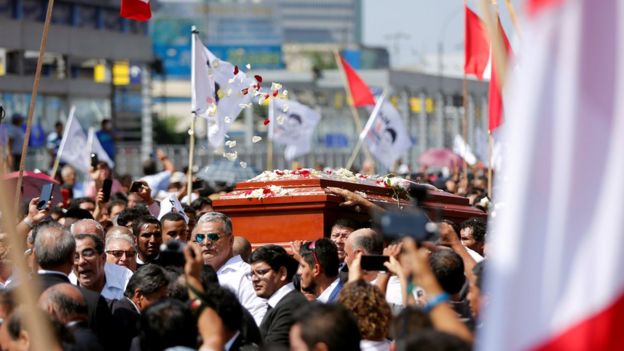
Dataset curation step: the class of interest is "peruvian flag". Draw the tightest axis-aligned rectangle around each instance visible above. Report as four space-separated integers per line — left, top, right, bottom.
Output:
337 55 376 107
464 5 511 133
120 0 151 21
464 5 490 80
479 0 624 350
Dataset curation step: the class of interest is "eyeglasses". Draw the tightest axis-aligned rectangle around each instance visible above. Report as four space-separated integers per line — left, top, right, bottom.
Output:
74 248 97 261
306 240 320 267
246 268 272 279
194 233 221 243
106 250 137 258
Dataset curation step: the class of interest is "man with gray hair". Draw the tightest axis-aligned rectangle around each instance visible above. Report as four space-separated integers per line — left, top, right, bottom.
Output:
190 212 267 326
105 231 137 271
32 222 113 345
39 283 104 350
70 219 105 239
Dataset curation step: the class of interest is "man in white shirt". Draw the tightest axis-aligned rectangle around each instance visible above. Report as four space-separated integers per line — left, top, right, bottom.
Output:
140 149 175 197
297 238 342 303
190 212 267 325
72 233 132 300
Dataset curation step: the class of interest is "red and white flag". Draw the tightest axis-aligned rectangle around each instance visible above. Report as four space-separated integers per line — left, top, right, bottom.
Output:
464 5 490 80
480 1 624 350
120 0 151 21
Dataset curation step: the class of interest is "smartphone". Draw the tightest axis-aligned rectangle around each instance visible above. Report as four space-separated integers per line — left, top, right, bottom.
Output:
159 240 186 268
38 183 54 210
129 181 143 193
373 207 439 242
90 153 98 169
60 187 72 208
102 179 112 203
360 255 390 272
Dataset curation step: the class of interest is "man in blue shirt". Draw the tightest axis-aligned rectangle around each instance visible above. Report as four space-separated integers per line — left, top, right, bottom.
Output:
96 119 116 162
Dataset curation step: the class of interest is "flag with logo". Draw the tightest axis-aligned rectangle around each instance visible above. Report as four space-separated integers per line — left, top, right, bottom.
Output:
360 95 412 169
57 107 113 174
480 1 624 350
269 98 321 161
191 31 255 147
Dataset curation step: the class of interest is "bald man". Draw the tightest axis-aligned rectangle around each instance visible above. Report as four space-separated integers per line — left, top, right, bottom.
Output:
39 283 104 351
70 219 105 239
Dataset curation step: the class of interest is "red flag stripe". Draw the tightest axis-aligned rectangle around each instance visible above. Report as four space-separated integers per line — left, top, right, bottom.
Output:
526 0 564 17
488 19 512 133
464 5 490 80
120 0 151 21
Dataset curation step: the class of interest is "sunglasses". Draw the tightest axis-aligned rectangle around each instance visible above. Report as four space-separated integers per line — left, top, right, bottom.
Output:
306 240 320 267
106 250 136 258
194 233 221 243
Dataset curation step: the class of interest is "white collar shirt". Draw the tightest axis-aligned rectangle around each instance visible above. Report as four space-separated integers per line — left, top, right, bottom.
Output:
69 263 133 300
217 255 267 326
317 277 341 303
268 283 295 308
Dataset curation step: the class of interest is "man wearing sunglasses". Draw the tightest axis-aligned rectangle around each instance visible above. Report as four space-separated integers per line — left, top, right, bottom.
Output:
249 245 307 348
297 238 342 303
190 212 268 326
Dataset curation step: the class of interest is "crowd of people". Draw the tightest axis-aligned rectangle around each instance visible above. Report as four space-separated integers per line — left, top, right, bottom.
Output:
0 141 492 351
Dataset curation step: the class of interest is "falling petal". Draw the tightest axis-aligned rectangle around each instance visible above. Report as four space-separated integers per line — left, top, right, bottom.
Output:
263 118 270 126
272 90 278 97
282 105 289 112
241 88 249 95
254 75 263 83
224 116 231 123
228 77 235 84
223 151 238 161
239 103 252 109
246 63 251 70
277 114 286 124
212 59 221 68
225 140 237 148
283 90 288 96
226 88 232 96
188 128 194 136
252 136 262 143
270 82 282 91
240 161 247 168
217 89 225 99
233 65 239 75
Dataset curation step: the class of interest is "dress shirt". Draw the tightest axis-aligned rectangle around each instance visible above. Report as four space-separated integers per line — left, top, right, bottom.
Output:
70 263 133 300
218 255 268 326
267 283 295 308
317 277 341 303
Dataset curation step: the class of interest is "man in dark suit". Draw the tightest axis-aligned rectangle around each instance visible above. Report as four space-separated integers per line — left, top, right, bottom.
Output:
109 264 170 351
32 222 113 348
250 245 308 348
38 283 104 351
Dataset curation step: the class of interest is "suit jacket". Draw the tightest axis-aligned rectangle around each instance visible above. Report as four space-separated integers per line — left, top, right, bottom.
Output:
110 297 141 351
229 333 260 351
37 272 114 349
259 290 308 348
66 320 105 351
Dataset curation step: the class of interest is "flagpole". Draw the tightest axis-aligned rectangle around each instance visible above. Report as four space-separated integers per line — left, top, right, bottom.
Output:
504 0 521 36
267 138 273 170
334 51 373 168
50 106 76 177
345 139 363 170
487 132 493 197
14 0 56 209
187 115 196 205
479 0 508 90
347 93 386 171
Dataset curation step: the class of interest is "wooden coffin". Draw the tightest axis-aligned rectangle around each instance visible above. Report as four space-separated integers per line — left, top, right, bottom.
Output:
213 172 486 246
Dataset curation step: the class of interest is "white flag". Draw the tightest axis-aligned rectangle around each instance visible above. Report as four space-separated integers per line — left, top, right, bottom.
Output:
158 193 189 224
452 134 477 166
191 31 216 118
57 107 113 174
269 99 321 161
360 95 412 170
191 31 255 147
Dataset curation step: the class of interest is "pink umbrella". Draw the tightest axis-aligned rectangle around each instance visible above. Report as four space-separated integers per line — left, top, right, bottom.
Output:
418 148 465 170
1 171 61 203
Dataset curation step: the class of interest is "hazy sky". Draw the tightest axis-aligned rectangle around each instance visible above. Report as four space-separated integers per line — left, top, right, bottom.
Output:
362 0 522 68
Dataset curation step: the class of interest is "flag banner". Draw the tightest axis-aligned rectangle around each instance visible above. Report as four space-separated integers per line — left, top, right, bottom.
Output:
58 107 113 174
480 1 624 350
464 5 490 80
338 55 376 107
360 95 412 169
120 0 151 21
269 98 321 161
191 32 255 147
488 19 512 133
452 134 477 166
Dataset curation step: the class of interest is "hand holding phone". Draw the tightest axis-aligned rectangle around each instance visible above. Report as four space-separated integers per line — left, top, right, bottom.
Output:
101 179 112 203
90 153 98 169
129 181 143 193
360 255 390 272
37 183 54 210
